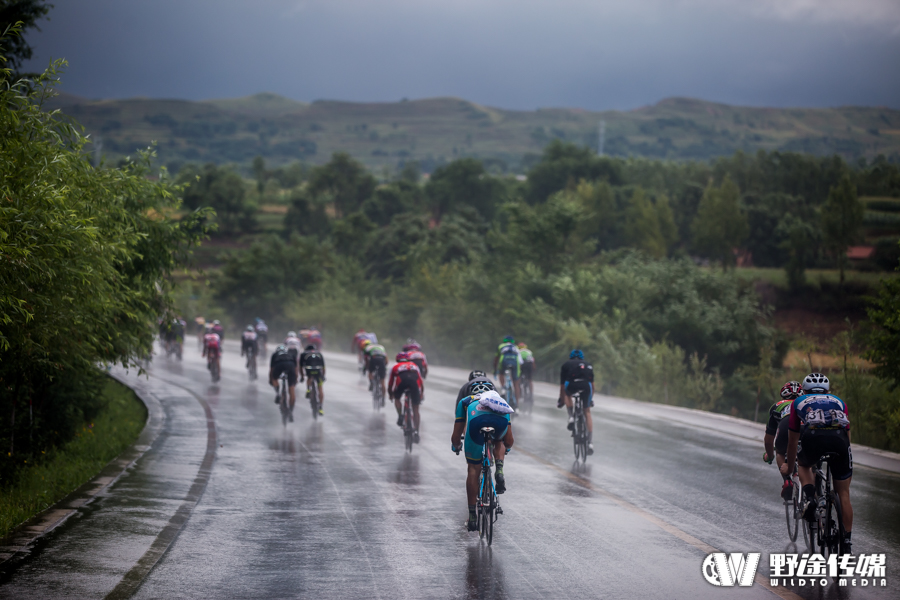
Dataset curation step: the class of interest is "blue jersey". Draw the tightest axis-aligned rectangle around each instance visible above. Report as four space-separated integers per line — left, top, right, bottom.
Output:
455 396 512 428
789 393 850 432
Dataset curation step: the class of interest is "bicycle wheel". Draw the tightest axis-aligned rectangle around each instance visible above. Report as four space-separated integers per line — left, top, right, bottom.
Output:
786 478 800 542
822 491 844 558
485 488 495 546
478 471 490 540
280 384 289 427
404 403 414 452
310 379 319 420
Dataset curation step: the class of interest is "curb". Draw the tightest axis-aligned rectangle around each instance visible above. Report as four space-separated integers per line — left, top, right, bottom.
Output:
0 370 165 568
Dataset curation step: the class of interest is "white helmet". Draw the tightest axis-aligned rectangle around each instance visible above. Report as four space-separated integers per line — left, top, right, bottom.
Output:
287 331 297 338
802 373 830 392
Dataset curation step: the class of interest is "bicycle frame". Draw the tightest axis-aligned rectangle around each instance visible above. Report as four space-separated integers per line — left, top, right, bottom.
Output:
804 452 845 557
477 427 501 545
571 392 588 462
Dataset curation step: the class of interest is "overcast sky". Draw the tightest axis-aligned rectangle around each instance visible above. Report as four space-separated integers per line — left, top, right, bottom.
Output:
23 0 900 110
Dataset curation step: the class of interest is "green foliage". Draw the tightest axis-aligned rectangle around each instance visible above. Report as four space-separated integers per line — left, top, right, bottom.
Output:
864 272 900 387
0 48 209 480
177 163 255 234
0 1 50 78
306 152 376 217
426 157 506 219
776 215 818 291
525 140 623 203
691 176 749 268
822 174 864 283
0 378 146 537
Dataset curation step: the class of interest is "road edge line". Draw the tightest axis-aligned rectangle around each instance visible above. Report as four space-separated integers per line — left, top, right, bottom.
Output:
104 374 217 600
516 447 804 600
0 370 165 570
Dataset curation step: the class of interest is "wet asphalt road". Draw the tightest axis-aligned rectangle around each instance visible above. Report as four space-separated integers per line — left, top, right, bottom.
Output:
2 341 899 599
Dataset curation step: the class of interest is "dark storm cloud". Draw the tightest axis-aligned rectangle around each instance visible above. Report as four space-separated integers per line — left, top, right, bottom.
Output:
23 0 900 109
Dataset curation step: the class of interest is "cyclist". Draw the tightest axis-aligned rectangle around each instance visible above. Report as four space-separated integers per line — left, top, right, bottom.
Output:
269 344 298 421
763 381 802 500
493 336 522 404
558 349 595 455
299 344 326 415
781 373 854 555
450 380 515 531
202 326 221 375
364 341 388 396
407 346 429 380
456 370 492 403
284 330 302 368
211 319 224 342
307 326 322 351
241 325 259 366
388 352 424 441
517 342 535 387
255 318 268 352
194 316 206 349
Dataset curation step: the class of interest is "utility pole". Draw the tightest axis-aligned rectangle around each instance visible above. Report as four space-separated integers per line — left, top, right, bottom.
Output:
597 120 605 156
93 135 103 167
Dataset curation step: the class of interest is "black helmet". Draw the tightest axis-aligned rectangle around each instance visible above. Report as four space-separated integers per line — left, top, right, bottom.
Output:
468 370 486 381
305 344 315 351
470 381 495 394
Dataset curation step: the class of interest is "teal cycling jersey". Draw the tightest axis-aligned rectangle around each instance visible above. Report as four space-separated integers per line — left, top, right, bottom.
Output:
455 395 513 427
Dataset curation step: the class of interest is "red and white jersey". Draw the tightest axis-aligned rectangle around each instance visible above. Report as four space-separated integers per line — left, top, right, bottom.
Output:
407 350 427 366
284 335 302 352
388 360 423 395
204 332 221 350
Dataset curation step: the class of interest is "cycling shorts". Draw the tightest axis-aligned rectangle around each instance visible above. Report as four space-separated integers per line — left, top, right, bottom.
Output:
304 368 324 384
257 331 267 343
272 361 297 387
367 355 387 379
206 346 220 359
500 356 520 380
521 362 534 380
798 429 852 481
464 413 510 465
774 418 790 456
565 380 594 408
393 381 422 405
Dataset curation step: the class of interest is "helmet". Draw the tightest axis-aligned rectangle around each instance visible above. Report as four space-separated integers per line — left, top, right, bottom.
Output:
517 342 527 349
470 381 495 394
503 336 514 343
287 331 297 338
396 352 409 362
468 370 486 381
361 339 372 348
205 323 213 330
780 381 802 400
305 344 315 351
246 325 254 331
570 349 584 360
276 344 287 353
255 317 262 323
802 373 830 392
213 320 220 325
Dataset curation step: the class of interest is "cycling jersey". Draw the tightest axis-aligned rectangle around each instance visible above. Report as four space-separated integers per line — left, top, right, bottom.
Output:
560 358 594 384
271 348 297 386
519 348 534 363
365 344 387 357
496 342 521 363
765 398 793 435
211 324 224 340
203 332 221 353
389 360 423 405
788 394 850 433
455 395 511 465
255 322 268 334
408 350 428 378
300 349 325 375
241 330 258 353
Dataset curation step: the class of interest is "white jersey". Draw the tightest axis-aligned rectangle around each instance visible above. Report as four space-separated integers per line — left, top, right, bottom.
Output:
362 332 378 344
284 336 302 352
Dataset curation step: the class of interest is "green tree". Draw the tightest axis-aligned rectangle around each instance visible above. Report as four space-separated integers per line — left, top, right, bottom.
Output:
776 215 816 291
426 157 505 219
624 187 666 258
178 163 255 234
0 0 51 79
252 155 266 194
306 152 376 217
0 47 209 473
864 245 900 387
525 140 623 204
821 174 864 285
691 176 748 269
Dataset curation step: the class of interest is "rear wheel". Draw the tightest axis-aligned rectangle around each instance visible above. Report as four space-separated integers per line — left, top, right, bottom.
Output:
823 491 845 558
403 403 414 452
280 383 289 427
310 379 319 420
785 477 800 542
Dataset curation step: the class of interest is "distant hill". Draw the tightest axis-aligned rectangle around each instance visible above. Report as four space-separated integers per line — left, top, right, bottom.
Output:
54 92 900 172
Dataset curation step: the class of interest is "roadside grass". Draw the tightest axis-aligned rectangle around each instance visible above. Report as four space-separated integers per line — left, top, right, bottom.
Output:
0 377 146 539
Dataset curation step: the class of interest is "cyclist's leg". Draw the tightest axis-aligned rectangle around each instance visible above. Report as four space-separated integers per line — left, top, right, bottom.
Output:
317 374 324 404
833 477 852 533
513 363 521 399
288 385 296 409
466 463 480 505
411 387 422 430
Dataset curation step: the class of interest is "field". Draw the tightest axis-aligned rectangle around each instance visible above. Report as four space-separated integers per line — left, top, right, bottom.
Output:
48 92 900 172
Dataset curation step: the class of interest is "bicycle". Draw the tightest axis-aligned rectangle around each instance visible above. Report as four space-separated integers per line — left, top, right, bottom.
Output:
245 347 257 380
521 375 533 414
455 427 503 546
571 391 588 463
803 452 846 558
372 372 385 411
207 353 220 383
278 372 292 426
306 370 322 420
503 368 517 416
400 390 415 452
784 463 801 543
